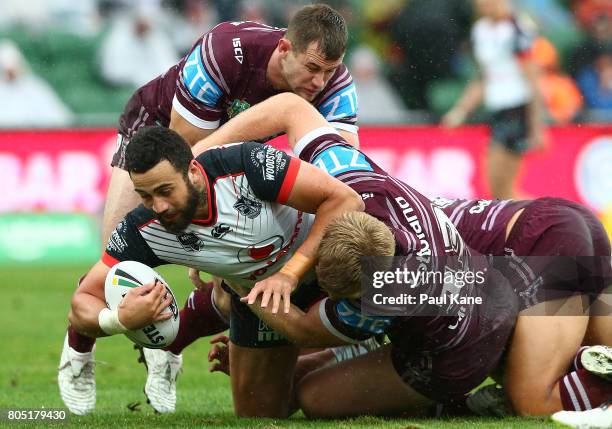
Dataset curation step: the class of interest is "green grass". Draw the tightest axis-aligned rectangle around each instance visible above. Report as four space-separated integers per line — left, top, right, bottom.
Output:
0 265 559 428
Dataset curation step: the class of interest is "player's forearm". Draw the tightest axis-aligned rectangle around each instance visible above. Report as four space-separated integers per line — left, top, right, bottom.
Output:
192 93 321 155
452 80 483 118
69 293 109 338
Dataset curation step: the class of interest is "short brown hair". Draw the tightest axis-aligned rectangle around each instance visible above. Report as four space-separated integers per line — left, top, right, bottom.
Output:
286 4 347 61
317 212 395 298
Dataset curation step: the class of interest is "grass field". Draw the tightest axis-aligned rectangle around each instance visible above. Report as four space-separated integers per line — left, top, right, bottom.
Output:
1 264 562 428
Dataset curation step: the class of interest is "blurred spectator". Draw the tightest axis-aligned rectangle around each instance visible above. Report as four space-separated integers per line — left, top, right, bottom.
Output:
349 45 408 124
576 46 612 122
237 0 269 24
532 36 583 125
166 0 219 55
573 0 612 31
0 40 73 128
388 0 473 110
568 10 612 77
0 0 100 35
441 0 545 200
98 0 179 88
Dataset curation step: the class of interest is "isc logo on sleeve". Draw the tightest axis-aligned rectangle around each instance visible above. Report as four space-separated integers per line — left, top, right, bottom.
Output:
312 146 373 176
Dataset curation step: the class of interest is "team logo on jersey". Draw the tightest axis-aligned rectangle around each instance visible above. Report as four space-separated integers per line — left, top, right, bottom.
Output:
238 235 284 263
234 195 262 219
227 99 250 119
177 232 205 252
211 224 232 239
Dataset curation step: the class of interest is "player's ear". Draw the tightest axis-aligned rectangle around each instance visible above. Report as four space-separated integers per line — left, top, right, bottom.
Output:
187 159 199 181
278 38 292 57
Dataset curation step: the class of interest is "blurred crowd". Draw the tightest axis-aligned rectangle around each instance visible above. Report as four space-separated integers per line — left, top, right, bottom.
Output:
0 0 610 127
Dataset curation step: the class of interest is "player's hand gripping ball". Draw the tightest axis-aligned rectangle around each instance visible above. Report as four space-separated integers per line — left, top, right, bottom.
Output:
104 261 180 348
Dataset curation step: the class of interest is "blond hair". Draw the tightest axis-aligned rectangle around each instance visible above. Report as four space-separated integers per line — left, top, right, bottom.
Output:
317 212 395 298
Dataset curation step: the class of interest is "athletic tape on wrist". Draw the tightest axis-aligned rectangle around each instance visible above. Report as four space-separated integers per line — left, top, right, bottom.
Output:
98 308 128 335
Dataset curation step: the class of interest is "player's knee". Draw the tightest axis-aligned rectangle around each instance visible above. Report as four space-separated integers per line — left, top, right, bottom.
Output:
507 382 556 416
297 374 329 419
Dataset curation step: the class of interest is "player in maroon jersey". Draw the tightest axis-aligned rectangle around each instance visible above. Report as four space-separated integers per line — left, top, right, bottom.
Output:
196 93 611 417
61 4 359 415
430 196 612 416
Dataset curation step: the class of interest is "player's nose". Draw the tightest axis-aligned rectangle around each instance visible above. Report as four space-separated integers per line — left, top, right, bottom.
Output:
152 196 169 214
312 72 325 89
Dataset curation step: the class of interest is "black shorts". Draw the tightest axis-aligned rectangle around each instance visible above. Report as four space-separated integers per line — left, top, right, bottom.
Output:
489 104 529 155
503 197 612 311
225 281 326 348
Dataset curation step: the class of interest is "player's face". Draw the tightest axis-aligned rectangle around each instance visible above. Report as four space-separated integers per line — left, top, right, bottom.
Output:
474 0 503 18
281 41 343 101
131 160 203 234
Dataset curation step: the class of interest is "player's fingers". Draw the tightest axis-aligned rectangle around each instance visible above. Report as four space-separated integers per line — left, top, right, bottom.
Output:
154 310 172 321
271 292 281 314
283 290 291 314
260 289 272 308
246 285 262 305
209 335 229 345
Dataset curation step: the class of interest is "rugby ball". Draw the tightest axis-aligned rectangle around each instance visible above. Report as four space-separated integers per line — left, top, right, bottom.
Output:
104 261 180 349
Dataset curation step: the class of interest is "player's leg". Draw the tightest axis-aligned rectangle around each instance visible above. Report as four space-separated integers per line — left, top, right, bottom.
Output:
59 277 97 415
297 344 432 418
504 298 593 415
142 280 230 413
230 342 299 417
486 143 521 200
101 166 141 245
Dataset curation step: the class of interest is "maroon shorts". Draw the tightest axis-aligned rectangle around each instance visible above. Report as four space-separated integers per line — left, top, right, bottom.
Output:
503 197 612 311
112 71 176 169
390 267 518 403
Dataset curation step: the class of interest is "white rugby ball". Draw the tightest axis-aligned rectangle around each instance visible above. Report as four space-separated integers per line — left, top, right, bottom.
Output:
104 261 180 349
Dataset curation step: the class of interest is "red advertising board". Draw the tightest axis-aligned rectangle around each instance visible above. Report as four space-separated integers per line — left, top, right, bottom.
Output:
0 126 610 214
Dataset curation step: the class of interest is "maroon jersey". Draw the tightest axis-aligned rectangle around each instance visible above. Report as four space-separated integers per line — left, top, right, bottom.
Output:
295 127 517 401
113 21 358 168
295 127 515 347
432 197 531 255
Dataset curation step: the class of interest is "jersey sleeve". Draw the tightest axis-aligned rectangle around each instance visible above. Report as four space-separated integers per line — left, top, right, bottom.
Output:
315 64 359 134
318 298 392 343
293 127 375 178
102 210 166 268
173 27 235 129
237 141 300 203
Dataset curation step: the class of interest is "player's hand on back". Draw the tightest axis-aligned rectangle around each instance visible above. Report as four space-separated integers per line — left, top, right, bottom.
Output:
241 271 297 314
117 280 173 329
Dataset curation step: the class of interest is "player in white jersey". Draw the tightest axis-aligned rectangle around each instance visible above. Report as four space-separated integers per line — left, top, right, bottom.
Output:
67 125 364 418
441 0 545 200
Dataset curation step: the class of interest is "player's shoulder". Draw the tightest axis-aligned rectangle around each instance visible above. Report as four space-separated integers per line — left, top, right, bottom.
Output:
195 142 256 179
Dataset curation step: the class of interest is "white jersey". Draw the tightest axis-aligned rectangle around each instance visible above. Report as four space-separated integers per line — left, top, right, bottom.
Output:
104 142 313 287
472 13 536 111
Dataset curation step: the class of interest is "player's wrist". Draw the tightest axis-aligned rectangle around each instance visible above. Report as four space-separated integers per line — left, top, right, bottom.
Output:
279 252 314 284
98 308 128 335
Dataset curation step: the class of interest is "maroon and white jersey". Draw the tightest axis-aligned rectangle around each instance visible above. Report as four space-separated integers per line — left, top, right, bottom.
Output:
164 21 357 132
103 142 314 287
294 127 501 352
431 197 531 256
